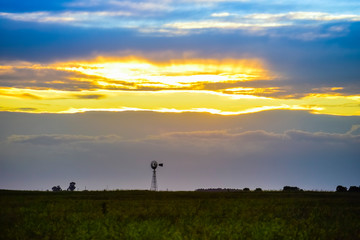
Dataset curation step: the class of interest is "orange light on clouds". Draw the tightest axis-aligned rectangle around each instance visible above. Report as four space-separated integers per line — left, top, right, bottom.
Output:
55 56 273 89
0 56 359 116
0 87 359 116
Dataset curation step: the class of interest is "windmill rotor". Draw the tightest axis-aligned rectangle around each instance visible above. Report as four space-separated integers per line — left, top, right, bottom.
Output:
151 160 158 169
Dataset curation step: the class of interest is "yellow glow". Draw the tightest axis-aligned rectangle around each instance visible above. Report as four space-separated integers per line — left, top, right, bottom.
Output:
54 57 273 89
61 105 322 115
1 56 359 116
0 87 359 116
224 87 285 95
331 87 344 91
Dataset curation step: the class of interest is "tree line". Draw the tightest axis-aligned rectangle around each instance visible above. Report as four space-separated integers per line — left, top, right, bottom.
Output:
196 185 360 192
336 185 360 192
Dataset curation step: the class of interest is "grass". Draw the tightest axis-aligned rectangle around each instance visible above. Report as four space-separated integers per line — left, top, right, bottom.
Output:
1 190 360 240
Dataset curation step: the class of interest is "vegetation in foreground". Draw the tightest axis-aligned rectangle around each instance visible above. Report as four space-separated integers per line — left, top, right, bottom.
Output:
1 190 360 240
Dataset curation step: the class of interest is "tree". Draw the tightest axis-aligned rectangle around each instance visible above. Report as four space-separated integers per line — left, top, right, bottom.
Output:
255 188 262 192
336 185 347 192
348 186 360 193
283 186 301 192
243 188 250 191
52 185 62 191
67 182 76 191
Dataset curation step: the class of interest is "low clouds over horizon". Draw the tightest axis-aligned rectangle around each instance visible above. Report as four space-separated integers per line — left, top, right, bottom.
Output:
1 111 359 191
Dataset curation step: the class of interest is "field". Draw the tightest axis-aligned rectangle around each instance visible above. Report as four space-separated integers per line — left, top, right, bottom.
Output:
1 190 360 240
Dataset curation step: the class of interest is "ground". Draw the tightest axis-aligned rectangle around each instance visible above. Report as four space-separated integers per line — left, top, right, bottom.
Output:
1 190 359 239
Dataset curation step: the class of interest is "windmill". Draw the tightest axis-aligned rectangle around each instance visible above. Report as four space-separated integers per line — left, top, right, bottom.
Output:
150 160 163 191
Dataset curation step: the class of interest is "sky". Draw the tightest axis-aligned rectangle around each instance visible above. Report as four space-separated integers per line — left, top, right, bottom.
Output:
0 0 359 191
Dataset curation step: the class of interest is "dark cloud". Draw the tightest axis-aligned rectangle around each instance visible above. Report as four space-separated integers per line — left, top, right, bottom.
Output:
1 18 359 93
15 107 38 112
0 92 42 100
73 94 106 99
0 19 138 62
1 62 359 97
19 93 42 99
0 66 100 90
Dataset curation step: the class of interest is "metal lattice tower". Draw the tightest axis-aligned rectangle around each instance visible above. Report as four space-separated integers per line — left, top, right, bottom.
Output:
151 169 157 191
150 160 163 191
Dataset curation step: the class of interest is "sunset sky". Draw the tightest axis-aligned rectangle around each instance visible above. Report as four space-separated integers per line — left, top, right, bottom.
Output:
1 0 359 191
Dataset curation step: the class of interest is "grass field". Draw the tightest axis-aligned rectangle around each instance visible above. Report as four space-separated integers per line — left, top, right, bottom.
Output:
1 190 360 240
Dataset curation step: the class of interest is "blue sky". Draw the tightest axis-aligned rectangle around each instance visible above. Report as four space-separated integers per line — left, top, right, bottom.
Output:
0 0 359 191
1 0 360 92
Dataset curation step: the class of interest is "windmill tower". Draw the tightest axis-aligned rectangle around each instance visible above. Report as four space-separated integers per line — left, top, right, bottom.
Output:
150 160 163 191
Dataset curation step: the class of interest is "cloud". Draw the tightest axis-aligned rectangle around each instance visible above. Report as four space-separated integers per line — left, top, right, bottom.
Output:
0 57 274 92
15 107 38 112
73 94 106 99
347 125 360 135
1 53 359 100
7 127 360 148
152 128 360 144
1 3 360 118
0 11 136 28
1 9 359 32
7 134 122 145
0 63 103 90
0 91 42 99
1 18 359 89
4 128 359 191
211 12 231 17
285 130 360 144
1 111 359 190
245 12 360 22
160 11 360 38
163 21 289 30
156 129 282 141
67 0 173 12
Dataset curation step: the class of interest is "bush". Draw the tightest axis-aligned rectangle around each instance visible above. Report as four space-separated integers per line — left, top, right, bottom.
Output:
283 186 301 192
336 185 348 192
348 186 360 193
52 186 62 192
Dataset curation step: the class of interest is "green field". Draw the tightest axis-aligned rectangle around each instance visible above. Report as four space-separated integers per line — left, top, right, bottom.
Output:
1 190 359 240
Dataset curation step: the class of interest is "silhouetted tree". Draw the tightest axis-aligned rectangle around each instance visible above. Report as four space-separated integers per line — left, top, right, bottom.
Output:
348 186 360 193
243 188 250 191
336 185 348 192
52 185 62 192
255 188 262 192
283 186 301 192
67 182 76 191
